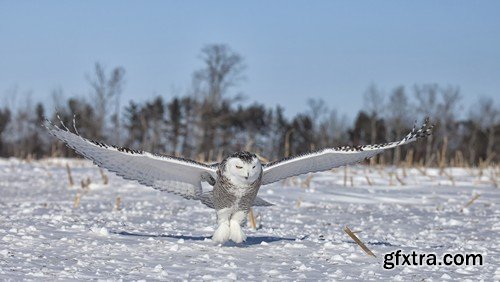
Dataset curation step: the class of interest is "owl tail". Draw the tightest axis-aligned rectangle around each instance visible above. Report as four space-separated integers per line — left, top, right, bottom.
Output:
199 191 274 209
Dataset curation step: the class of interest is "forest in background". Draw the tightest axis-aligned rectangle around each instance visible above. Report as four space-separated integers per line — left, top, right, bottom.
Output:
0 44 498 166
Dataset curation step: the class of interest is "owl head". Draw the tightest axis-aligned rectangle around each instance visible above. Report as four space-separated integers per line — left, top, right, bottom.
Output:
223 151 262 186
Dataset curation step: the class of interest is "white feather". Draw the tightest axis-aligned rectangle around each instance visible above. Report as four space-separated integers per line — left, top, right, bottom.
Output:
44 120 217 200
212 208 231 244
262 119 433 185
229 211 247 243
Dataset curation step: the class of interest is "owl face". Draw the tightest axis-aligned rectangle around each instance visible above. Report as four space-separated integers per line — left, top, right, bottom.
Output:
224 153 262 186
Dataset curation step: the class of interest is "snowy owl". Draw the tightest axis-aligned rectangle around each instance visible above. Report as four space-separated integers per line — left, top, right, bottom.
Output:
44 118 433 244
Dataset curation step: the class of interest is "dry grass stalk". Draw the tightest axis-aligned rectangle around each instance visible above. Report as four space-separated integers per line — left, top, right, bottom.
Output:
379 155 385 166
248 208 257 230
426 153 436 168
365 175 373 186
395 173 406 186
369 155 376 166
301 174 314 188
416 164 433 178
350 176 354 187
490 177 498 188
442 169 455 186
43 166 53 178
490 170 498 188
485 153 496 166
287 176 298 186
343 226 376 257
296 197 302 208
196 153 205 163
216 150 224 162
284 129 293 158
405 149 414 167
344 166 348 187
51 143 58 158
455 150 464 167
389 173 394 186
210 150 216 162
115 196 122 211
73 193 81 208
377 164 386 178
478 159 485 177
256 154 270 163
66 163 74 186
461 194 480 212
80 177 91 192
99 168 109 185
439 136 448 174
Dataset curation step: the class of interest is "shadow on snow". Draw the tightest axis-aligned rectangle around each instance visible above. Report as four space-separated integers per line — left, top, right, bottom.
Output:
112 230 301 246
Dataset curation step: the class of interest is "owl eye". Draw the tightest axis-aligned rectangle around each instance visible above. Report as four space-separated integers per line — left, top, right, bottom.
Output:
235 165 243 169
252 166 256 169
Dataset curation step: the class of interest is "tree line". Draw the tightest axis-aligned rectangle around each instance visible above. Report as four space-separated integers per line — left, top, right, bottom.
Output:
0 44 498 166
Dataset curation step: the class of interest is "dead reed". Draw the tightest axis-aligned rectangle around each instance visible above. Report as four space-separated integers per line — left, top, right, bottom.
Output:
343 226 376 257
248 208 257 230
100 168 109 185
301 174 314 188
66 163 74 186
395 173 406 186
115 196 122 211
73 193 81 208
461 194 480 212
343 166 348 187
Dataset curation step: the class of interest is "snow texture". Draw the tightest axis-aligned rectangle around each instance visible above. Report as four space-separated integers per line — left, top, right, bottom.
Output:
0 158 498 280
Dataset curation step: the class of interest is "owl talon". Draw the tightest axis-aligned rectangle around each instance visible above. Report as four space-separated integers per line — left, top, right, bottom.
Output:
212 222 230 244
229 210 247 243
229 220 246 243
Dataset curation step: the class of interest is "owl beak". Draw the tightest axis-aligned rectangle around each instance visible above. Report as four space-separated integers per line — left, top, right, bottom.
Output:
245 172 249 180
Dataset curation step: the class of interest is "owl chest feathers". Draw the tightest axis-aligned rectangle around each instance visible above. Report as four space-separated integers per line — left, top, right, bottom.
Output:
213 170 262 211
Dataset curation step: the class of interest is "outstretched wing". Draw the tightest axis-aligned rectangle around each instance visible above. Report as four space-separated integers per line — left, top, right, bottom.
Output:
44 120 217 200
262 118 433 185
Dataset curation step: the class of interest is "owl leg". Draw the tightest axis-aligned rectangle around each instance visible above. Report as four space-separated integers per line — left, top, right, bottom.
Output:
212 208 231 244
229 210 247 243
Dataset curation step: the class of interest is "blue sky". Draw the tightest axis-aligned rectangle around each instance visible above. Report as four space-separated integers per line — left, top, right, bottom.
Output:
1 1 499 117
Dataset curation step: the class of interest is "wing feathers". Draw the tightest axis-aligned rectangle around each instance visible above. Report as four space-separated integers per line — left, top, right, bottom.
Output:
262 118 433 185
44 120 217 201
199 191 273 209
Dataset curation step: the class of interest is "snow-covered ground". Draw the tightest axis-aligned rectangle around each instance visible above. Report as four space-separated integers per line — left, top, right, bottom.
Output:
0 158 498 280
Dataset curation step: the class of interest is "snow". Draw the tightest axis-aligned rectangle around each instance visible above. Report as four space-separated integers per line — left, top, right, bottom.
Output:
0 158 498 280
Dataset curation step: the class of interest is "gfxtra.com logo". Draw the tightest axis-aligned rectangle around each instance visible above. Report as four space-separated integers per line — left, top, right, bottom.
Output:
383 250 483 270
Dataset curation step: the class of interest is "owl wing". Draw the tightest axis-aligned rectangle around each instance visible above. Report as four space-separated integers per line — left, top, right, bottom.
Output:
261 118 433 185
44 120 217 201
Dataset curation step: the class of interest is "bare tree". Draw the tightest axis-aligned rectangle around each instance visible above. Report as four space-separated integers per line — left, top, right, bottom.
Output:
469 97 499 162
437 86 461 136
179 97 197 158
386 86 411 164
305 98 329 148
193 44 245 105
320 110 350 147
4 92 35 158
167 97 182 155
192 44 245 161
0 107 11 156
87 63 125 143
363 84 385 144
413 84 439 163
